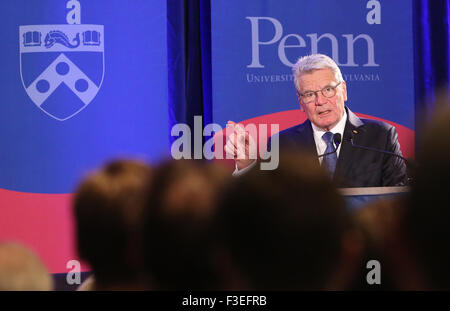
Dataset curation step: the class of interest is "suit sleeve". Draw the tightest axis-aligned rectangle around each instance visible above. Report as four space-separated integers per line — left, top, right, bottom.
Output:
381 126 408 186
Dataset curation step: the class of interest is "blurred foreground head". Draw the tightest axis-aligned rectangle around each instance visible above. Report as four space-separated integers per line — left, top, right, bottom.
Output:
74 159 152 290
0 242 53 291
409 95 450 289
216 151 360 290
143 160 230 290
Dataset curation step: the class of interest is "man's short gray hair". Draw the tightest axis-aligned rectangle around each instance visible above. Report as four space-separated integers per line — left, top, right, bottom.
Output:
292 54 344 93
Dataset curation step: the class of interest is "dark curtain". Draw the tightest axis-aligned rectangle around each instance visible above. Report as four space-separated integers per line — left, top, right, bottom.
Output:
167 0 212 149
414 0 450 122
168 0 450 149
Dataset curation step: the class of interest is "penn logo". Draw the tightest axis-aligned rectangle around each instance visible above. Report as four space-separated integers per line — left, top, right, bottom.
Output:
19 0 104 121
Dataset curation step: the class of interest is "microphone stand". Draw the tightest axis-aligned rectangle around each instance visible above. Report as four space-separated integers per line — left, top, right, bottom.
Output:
348 137 416 185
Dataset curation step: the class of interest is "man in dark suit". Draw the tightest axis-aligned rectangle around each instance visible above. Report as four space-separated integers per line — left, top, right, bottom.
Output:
226 53 407 187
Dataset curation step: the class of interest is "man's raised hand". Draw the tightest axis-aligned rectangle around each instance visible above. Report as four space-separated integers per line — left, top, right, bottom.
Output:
225 121 257 170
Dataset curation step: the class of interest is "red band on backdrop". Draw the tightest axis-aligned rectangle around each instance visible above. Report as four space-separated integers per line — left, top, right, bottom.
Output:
0 189 89 274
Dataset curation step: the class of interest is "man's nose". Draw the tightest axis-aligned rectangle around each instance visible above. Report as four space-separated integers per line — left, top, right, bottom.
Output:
315 91 327 105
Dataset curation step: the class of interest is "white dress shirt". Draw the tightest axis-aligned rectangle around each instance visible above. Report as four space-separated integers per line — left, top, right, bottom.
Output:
311 109 347 164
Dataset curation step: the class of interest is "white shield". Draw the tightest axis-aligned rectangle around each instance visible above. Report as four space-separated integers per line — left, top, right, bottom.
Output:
19 24 104 121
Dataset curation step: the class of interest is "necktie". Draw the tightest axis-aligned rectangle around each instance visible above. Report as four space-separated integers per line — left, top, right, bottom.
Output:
322 132 337 177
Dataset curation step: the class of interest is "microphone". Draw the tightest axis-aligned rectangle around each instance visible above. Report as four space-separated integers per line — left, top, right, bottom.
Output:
334 133 342 146
318 133 342 158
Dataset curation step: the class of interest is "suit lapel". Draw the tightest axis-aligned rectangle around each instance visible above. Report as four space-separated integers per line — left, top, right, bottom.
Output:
334 107 365 184
295 120 318 158
288 108 365 182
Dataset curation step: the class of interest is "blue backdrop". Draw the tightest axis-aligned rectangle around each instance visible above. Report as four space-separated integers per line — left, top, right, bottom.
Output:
211 1 415 130
0 0 168 193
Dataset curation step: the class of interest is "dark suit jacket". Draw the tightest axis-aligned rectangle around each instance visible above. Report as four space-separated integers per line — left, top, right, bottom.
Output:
271 107 408 187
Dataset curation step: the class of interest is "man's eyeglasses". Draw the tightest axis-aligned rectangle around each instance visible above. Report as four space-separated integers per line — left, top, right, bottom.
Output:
298 82 342 104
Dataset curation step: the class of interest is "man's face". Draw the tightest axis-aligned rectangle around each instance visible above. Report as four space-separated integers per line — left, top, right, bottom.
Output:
297 68 347 131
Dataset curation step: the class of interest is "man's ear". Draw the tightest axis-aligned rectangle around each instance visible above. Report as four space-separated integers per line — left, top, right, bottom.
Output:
296 93 304 111
342 81 348 102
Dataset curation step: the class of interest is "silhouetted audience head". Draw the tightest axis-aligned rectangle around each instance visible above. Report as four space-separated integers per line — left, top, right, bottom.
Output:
407 98 450 289
0 242 53 291
215 151 362 290
354 197 424 290
334 93 450 291
74 159 152 290
142 160 230 290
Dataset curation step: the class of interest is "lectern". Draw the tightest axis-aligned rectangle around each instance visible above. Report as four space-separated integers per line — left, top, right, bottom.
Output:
339 186 410 210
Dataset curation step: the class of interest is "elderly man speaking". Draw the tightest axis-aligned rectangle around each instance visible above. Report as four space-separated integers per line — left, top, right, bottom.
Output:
226 53 407 187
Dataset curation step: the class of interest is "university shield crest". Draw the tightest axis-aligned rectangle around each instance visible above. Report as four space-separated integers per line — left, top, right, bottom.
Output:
19 24 104 121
